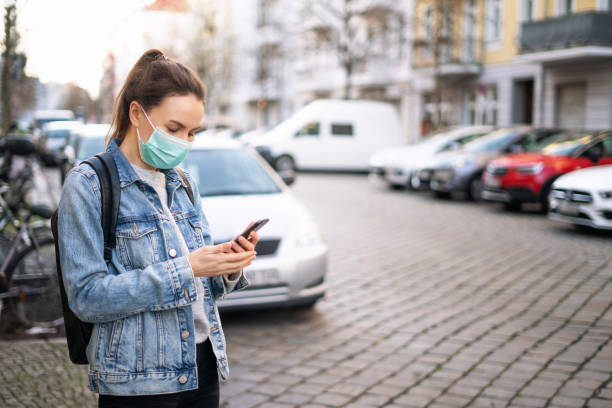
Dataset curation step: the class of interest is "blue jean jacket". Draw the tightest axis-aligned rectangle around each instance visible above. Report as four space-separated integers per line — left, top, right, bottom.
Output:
57 139 248 395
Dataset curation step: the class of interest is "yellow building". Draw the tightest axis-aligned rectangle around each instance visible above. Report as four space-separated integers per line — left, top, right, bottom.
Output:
411 0 612 136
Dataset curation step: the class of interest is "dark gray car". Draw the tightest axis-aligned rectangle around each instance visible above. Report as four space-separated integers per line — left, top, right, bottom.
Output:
420 127 566 200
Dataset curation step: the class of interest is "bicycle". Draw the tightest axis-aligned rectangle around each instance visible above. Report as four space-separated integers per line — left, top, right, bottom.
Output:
0 135 63 330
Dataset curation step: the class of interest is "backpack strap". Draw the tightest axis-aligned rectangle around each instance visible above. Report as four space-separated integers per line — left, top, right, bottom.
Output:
83 152 120 264
175 167 194 205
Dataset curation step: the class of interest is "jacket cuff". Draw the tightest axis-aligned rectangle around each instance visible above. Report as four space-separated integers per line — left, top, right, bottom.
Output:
168 256 197 306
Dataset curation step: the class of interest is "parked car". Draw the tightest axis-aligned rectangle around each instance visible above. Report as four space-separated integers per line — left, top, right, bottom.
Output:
418 127 565 200
239 126 273 146
60 124 109 182
180 137 327 310
548 164 612 230
39 120 83 152
368 125 493 189
482 131 612 211
32 109 75 131
252 99 402 173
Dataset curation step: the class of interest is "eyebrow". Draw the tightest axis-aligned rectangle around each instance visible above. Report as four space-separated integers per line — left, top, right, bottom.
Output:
168 120 201 133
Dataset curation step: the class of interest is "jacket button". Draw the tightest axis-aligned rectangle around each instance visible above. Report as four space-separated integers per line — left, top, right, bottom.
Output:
169 249 177 257
181 330 189 339
179 375 187 384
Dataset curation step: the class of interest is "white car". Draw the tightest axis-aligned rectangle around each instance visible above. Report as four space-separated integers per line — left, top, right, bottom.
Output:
181 138 328 309
368 126 493 189
40 120 83 152
548 164 612 230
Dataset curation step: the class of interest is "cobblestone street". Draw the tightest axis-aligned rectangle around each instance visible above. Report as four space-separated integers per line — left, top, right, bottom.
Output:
1 173 611 407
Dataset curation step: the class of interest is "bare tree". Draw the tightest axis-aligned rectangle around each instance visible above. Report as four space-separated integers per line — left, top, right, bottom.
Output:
60 83 99 121
413 0 483 131
301 0 405 99
185 1 235 121
1 0 18 134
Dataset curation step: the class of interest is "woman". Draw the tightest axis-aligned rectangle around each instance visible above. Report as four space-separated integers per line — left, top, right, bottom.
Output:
58 49 255 407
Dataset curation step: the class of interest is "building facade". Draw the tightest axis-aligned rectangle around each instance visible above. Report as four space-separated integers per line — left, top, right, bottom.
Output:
412 0 612 137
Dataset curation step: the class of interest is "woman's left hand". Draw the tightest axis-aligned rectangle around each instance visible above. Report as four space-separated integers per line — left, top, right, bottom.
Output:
228 222 260 254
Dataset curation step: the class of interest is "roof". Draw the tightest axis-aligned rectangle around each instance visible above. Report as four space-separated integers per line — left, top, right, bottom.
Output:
42 120 83 131
77 124 111 138
191 134 243 150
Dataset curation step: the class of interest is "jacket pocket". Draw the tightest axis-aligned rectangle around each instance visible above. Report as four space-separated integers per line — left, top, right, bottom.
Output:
115 220 160 269
106 319 124 359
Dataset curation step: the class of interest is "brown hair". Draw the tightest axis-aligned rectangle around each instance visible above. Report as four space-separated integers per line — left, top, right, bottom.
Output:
107 49 206 145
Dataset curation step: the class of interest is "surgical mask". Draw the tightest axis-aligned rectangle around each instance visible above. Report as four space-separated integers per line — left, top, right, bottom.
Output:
136 107 192 169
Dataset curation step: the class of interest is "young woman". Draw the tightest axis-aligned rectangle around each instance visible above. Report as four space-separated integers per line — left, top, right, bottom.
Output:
58 49 256 408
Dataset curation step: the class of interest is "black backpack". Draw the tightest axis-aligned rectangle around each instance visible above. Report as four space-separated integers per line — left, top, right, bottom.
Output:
51 152 193 364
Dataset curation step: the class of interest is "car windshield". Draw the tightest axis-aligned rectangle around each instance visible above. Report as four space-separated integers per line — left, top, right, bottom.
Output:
182 148 282 197
463 129 520 153
76 137 106 160
46 129 71 140
540 132 595 156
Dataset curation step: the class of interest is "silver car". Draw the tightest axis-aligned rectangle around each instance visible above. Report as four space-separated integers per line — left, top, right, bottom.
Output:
181 138 328 310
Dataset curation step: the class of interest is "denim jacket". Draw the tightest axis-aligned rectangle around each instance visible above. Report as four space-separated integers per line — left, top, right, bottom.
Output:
57 139 248 395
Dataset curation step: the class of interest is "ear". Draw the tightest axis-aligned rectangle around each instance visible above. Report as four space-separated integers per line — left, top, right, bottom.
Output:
128 101 144 129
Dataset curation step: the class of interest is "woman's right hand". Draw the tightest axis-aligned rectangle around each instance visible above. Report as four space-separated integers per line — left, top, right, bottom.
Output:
188 243 256 278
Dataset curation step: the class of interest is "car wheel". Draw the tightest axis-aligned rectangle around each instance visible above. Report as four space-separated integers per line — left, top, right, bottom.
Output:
503 202 521 212
466 176 484 201
433 191 452 199
539 178 556 214
275 155 295 173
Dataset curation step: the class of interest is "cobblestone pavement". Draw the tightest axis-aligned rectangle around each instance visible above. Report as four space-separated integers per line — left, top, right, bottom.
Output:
1 173 611 407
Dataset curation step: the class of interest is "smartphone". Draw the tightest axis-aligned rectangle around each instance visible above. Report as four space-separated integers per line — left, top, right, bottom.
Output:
234 218 269 244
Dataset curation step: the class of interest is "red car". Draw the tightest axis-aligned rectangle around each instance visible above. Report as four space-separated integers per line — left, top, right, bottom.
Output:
481 131 612 211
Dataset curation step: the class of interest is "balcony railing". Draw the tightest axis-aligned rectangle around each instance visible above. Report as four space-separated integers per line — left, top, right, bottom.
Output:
412 37 481 76
520 11 612 53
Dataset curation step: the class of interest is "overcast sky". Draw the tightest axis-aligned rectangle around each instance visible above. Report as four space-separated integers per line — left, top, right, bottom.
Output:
15 0 153 97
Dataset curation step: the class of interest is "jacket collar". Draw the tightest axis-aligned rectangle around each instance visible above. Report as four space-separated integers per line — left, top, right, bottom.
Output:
107 138 187 188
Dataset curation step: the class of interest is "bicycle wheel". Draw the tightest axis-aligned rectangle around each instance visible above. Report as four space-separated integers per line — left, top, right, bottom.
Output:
6 236 63 328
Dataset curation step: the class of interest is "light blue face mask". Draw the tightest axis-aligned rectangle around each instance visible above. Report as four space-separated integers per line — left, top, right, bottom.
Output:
137 107 193 169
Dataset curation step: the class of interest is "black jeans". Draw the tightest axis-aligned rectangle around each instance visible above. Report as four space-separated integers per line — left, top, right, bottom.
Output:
98 339 220 408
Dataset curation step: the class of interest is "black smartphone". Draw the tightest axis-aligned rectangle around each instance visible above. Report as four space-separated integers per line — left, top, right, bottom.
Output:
234 218 269 244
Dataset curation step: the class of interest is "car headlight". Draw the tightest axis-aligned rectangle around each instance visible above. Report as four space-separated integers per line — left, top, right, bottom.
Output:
293 223 323 248
599 191 612 200
515 163 544 174
451 157 474 168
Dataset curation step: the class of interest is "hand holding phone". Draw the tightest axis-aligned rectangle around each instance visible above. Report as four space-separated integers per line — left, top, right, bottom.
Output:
231 218 269 252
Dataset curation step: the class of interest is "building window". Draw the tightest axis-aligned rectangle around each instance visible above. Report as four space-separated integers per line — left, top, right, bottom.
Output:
598 0 612 10
463 0 477 62
467 84 498 126
521 0 536 21
422 5 434 58
486 0 502 43
556 0 574 15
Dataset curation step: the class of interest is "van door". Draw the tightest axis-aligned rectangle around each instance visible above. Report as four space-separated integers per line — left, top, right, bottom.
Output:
326 122 357 170
291 121 322 170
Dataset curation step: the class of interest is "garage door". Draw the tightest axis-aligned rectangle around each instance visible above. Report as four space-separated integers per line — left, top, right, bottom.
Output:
556 83 586 129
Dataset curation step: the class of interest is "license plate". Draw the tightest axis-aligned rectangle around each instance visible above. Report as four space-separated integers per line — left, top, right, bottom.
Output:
559 201 580 216
484 175 500 188
435 171 452 181
244 268 280 287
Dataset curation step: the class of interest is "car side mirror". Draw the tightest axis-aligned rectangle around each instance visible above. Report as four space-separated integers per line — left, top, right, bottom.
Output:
588 150 600 163
279 170 295 186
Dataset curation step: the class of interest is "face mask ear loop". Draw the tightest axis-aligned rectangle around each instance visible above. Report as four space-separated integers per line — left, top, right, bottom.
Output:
140 105 156 129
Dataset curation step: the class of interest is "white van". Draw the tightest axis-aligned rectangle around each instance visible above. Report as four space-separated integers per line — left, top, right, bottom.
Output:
33 110 75 129
253 99 402 172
